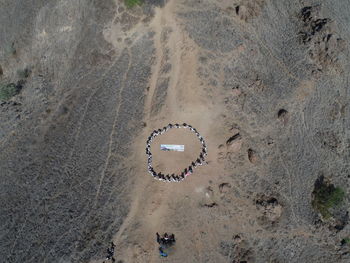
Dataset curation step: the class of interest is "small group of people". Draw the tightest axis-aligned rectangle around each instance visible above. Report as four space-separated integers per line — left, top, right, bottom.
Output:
146 123 208 183
156 232 176 257
146 123 205 146
103 242 116 262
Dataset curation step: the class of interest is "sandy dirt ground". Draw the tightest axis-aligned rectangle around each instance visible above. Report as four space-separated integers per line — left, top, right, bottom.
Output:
105 2 253 262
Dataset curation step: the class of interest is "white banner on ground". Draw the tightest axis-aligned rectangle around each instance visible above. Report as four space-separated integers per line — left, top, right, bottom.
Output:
161 144 184 152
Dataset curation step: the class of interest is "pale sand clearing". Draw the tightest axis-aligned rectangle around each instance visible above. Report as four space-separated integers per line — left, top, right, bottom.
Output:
105 1 236 262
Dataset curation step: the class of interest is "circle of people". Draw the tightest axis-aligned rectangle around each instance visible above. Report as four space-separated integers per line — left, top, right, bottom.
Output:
146 123 207 182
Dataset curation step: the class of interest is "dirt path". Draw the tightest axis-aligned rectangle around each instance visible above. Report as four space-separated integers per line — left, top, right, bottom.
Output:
107 1 233 262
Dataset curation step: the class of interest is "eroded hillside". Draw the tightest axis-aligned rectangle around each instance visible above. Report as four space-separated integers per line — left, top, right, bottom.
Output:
0 0 349 262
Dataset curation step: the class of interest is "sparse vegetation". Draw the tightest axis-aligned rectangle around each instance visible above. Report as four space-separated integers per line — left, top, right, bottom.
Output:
0 83 18 101
125 0 142 8
342 237 350 245
5 42 16 55
17 67 31 79
312 176 345 219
